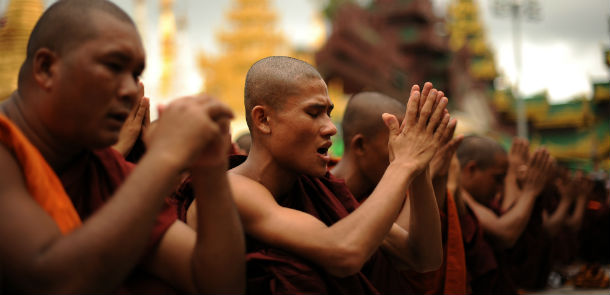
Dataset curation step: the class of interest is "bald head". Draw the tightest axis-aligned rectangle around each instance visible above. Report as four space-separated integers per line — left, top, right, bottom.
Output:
341 92 405 153
456 135 506 169
244 56 322 130
19 0 135 85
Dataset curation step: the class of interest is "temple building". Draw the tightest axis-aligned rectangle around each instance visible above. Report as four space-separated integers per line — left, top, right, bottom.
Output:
0 0 43 101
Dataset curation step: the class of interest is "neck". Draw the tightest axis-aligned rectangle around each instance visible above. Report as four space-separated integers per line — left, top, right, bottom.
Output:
1 91 84 173
331 153 373 202
232 143 298 197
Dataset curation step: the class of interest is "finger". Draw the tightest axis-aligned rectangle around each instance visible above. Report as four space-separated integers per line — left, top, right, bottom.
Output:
416 89 437 130
432 90 444 112
404 90 420 127
421 82 433 103
424 94 448 132
137 81 145 99
439 116 455 143
143 97 151 128
433 114 451 142
444 118 458 145
410 84 420 97
157 104 167 117
206 100 235 122
383 113 401 136
450 133 464 152
134 97 149 122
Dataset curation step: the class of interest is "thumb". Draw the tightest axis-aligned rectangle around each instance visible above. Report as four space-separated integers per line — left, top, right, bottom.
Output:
382 113 400 136
157 104 166 117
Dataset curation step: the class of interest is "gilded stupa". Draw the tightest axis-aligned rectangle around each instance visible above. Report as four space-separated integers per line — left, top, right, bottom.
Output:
0 0 44 101
198 0 288 119
446 0 497 81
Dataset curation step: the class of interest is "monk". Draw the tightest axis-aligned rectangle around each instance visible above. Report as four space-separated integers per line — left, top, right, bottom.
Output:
187 56 451 294
0 0 244 293
456 135 553 293
331 90 467 294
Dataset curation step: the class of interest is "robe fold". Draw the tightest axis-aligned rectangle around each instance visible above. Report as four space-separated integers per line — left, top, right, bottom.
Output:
59 148 178 294
462 204 516 294
230 155 379 295
0 115 81 233
492 192 552 291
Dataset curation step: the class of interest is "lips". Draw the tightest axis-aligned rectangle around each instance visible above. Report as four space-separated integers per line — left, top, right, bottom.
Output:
106 111 129 128
316 141 332 161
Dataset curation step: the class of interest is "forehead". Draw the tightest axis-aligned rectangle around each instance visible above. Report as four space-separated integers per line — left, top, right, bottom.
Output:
489 153 508 172
78 11 144 59
283 78 331 107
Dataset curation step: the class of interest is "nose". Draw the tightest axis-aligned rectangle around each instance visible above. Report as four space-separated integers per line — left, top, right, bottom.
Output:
118 74 140 108
321 117 337 138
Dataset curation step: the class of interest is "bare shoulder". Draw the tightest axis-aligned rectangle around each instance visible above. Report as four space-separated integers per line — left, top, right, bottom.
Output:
0 144 25 191
227 172 274 200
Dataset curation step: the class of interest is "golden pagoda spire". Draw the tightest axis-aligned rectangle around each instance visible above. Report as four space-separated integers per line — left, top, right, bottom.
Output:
159 0 176 99
447 0 496 80
199 0 287 120
0 0 43 100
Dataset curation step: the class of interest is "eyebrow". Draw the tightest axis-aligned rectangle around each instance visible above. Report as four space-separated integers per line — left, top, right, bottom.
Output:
307 103 334 112
104 51 145 73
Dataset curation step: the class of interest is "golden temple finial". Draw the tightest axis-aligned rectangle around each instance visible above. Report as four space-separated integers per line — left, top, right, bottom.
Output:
159 0 176 99
199 0 287 119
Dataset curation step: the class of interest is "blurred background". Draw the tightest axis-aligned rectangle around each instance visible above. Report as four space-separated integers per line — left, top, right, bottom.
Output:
1 0 609 173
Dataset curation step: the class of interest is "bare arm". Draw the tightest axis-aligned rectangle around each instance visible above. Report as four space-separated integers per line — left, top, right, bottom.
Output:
501 138 530 211
383 168 443 272
0 95 233 293
464 148 553 249
564 177 591 232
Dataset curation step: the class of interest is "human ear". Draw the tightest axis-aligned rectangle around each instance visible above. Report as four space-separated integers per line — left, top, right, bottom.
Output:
252 105 271 134
352 134 366 157
32 48 58 91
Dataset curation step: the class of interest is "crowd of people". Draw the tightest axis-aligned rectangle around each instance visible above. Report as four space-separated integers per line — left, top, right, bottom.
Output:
0 1 608 294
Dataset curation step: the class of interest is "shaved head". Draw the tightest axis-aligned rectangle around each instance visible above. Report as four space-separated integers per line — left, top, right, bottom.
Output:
341 92 405 152
456 135 506 169
244 56 322 130
19 0 135 85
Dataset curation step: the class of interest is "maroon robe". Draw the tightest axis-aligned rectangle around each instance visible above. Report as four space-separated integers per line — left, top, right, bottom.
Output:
59 148 178 294
229 155 379 295
493 191 552 291
461 204 517 294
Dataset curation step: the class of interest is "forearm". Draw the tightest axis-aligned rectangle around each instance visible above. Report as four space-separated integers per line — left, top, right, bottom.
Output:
326 162 415 270
493 192 538 248
432 175 448 212
191 167 245 294
565 196 587 231
543 198 572 236
29 152 183 293
402 169 443 271
501 173 520 211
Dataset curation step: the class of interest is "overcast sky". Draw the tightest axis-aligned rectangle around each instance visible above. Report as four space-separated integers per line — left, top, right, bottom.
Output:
3 0 608 103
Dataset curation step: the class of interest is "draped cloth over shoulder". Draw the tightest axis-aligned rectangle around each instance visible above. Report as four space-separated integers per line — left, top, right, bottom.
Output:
0 115 81 234
230 155 379 295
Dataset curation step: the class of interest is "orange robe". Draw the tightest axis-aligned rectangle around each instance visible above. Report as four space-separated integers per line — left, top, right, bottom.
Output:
0 115 81 233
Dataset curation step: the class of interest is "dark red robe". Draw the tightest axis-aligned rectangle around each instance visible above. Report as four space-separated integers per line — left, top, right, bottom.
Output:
461 204 516 294
493 190 553 291
59 148 178 294
229 155 379 295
